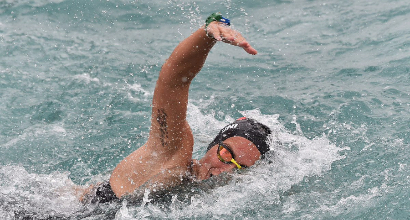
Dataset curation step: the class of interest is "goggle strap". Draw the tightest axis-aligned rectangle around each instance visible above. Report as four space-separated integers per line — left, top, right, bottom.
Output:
230 158 242 169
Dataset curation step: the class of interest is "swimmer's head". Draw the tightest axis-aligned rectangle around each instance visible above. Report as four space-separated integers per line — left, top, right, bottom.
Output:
207 117 272 156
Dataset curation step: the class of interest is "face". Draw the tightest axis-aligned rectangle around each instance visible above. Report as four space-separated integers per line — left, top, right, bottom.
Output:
196 136 261 180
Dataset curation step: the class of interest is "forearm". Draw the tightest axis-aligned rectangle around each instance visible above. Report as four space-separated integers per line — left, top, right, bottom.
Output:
158 27 216 88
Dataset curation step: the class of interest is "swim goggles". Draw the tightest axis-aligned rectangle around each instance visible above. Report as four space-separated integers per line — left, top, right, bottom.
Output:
217 143 246 169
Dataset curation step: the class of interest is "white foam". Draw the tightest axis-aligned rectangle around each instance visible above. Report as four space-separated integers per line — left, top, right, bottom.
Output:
0 165 83 219
186 100 238 158
4 0 65 7
314 186 382 218
128 84 150 96
1 103 347 219
73 73 100 84
126 83 151 103
117 107 348 219
2 124 68 149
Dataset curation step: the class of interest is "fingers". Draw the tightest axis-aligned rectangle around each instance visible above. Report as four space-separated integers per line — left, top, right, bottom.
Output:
206 22 222 41
207 22 258 55
239 41 258 55
222 30 258 55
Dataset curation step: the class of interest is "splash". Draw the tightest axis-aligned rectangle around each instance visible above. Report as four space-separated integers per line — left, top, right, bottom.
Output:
0 165 84 219
114 107 348 219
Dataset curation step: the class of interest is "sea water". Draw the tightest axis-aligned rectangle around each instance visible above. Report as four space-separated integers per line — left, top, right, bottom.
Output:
1 0 409 219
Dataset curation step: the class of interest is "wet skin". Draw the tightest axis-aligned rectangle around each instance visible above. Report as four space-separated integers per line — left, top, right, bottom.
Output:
192 136 261 180
107 22 258 198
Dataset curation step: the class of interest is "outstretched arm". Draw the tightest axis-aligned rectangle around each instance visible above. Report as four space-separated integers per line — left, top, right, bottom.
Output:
148 21 257 155
109 18 257 198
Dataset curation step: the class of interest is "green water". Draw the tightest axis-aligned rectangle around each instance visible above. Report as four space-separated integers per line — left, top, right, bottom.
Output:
1 0 409 219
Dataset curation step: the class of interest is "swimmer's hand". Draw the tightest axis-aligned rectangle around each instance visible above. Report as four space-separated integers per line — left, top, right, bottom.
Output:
206 21 258 55
76 184 96 204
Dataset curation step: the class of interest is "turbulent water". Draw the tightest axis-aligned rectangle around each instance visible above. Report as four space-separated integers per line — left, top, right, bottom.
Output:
1 0 409 219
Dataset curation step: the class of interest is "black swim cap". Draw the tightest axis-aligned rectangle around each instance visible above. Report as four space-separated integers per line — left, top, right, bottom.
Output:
207 117 272 155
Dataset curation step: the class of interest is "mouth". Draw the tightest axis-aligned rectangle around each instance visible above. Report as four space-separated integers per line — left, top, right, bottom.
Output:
205 168 214 180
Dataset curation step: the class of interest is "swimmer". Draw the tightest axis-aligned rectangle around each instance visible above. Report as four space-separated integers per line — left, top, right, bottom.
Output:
82 13 271 203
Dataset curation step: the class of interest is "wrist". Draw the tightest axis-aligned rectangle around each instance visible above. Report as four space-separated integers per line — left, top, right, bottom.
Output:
204 13 231 40
205 12 230 28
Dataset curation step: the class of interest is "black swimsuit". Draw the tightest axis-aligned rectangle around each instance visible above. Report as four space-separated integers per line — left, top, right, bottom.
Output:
91 161 195 203
91 181 118 203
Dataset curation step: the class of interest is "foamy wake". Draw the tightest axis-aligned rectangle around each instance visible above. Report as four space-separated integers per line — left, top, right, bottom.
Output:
0 102 348 219
0 165 83 219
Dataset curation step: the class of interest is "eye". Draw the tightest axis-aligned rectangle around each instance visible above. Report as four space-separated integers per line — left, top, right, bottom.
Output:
219 148 233 161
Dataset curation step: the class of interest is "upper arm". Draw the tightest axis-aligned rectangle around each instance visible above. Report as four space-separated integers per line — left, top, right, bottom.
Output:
147 63 193 153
